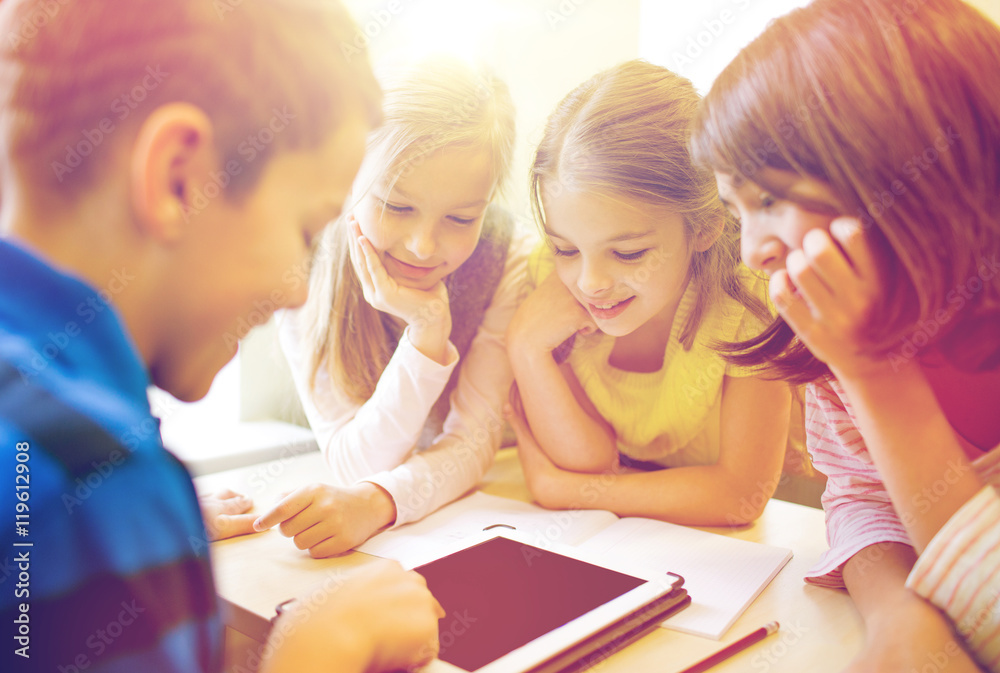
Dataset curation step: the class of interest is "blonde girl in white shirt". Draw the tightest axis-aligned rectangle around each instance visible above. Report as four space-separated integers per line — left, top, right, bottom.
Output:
254 59 531 557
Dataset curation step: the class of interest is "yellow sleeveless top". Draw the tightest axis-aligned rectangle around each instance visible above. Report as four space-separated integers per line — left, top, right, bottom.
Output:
530 246 771 467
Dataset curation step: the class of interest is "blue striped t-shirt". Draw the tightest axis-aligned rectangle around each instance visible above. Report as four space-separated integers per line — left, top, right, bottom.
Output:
0 239 222 673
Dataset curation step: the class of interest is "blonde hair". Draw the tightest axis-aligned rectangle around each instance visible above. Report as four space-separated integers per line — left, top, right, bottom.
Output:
299 58 516 402
531 60 769 350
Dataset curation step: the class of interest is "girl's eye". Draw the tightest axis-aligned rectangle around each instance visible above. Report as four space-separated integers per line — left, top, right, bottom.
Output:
614 249 650 262
759 192 776 209
449 216 476 225
553 247 579 258
378 198 411 214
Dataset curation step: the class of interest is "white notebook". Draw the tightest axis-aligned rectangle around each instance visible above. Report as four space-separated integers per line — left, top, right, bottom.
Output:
358 491 792 640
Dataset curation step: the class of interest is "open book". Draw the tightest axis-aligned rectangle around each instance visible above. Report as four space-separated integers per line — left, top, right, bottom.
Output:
358 491 792 640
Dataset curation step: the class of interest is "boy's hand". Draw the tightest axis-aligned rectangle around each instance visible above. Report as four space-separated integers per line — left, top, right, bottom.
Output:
263 560 444 673
347 214 453 347
253 482 397 557
199 489 257 541
771 217 885 379
507 273 596 360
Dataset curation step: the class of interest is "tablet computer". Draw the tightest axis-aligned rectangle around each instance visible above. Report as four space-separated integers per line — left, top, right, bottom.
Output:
407 529 688 673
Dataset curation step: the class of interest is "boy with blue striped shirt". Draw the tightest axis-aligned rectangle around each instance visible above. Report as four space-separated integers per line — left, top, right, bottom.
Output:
0 1 442 671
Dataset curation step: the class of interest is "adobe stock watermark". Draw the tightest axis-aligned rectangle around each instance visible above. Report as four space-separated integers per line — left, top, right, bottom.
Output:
855 125 960 232
15 268 135 384
409 610 478 671
733 87 831 184
51 65 170 182
749 620 807 671
340 0 409 62
6 0 71 51
180 106 296 222
57 600 146 673
228 570 351 673
669 0 753 71
60 394 177 516
876 0 930 36
545 0 591 29
402 412 506 514
888 255 999 371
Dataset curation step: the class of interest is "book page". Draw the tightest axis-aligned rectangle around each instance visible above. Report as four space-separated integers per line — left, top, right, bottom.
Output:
358 491 619 566
575 517 792 639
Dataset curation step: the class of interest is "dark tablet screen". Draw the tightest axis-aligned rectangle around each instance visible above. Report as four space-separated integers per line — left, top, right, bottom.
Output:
414 536 646 671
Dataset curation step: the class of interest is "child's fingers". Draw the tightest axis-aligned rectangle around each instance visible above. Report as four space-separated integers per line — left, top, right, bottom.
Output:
801 228 853 292
830 217 876 280
306 535 352 558
253 490 310 532
289 520 334 551
358 236 395 295
351 235 375 292
214 493 253 515
785 248 834 319
769 269 814 337
211 513 258 540
347 217 375 290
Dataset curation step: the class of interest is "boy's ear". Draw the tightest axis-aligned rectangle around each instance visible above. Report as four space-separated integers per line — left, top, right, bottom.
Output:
129 103 216 242
693 215 725 252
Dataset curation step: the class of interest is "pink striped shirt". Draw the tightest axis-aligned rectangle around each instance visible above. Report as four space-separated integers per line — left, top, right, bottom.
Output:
805 377 1000 670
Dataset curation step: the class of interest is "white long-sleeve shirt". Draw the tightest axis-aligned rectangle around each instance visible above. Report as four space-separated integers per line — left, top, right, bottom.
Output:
805 376 1000 670
279 231 534 526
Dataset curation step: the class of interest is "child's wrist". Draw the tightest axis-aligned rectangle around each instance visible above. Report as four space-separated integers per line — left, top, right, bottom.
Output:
354 482 397 530
828 351 916 384
407 321 452 365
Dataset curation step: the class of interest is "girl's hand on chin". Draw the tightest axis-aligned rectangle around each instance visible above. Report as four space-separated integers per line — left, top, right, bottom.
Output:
507 273 597 358
771 217 887 379
347 214 452 333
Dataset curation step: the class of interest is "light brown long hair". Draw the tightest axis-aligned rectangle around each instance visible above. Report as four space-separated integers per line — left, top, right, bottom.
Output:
299 58 516 402
530 60 770 350
0 0 381 203
692 0 1000 383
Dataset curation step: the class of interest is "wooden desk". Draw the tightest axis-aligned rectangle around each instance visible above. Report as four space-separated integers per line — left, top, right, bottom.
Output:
197 448 864 672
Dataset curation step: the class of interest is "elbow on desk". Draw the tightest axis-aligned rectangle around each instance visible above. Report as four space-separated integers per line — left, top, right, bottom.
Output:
703 484 776 527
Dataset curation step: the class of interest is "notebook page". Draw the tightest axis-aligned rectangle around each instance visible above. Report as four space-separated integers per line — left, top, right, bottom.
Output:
575 517 792 639
358 491 619 566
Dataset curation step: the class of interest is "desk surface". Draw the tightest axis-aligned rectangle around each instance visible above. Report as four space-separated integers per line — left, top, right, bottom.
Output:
197 449 863 672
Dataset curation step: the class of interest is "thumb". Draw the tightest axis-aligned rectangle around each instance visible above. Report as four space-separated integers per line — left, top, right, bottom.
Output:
209 513 258 541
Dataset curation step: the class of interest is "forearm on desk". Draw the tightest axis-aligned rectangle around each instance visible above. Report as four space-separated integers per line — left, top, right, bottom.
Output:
842 542 918 624
540 462 779 526
510 346 617 473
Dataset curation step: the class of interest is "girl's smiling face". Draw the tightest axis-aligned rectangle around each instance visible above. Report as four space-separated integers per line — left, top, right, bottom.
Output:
714 168 843 275
542 190 697 338
352 146 494 290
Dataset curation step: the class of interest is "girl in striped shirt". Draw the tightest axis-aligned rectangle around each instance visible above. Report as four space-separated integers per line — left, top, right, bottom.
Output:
692 0 1000 670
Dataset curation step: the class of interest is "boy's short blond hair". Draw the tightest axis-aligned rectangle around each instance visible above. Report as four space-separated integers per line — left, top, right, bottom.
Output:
0 0 381 201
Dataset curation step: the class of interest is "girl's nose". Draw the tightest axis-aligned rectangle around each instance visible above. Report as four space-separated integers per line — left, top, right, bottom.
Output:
405 220 436 260
577 259 614 297
741 221 787 274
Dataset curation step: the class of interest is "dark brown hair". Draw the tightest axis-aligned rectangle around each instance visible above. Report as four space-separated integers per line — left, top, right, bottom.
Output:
692 0 1000 383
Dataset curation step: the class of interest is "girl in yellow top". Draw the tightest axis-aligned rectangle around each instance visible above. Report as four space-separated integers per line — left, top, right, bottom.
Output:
505 61 791 526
